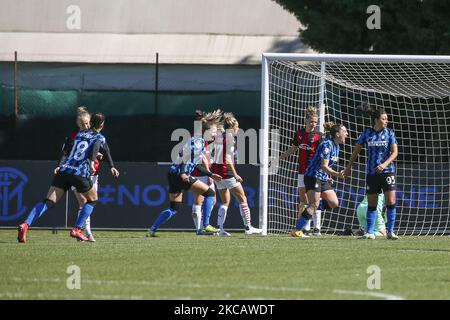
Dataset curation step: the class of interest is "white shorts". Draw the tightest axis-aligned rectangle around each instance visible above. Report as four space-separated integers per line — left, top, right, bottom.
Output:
298 174 305 188
71 175 98 192
215 177 241 190
195 176 215 191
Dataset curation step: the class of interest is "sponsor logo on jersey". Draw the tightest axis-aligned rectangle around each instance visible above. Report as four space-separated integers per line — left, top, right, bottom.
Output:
367 141 387 147
78 131 97 139
61 164 79 171
299 144 314 151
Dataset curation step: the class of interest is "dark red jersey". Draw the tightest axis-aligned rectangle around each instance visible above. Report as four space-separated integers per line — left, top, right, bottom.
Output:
212 133 237 179
292 128 321 174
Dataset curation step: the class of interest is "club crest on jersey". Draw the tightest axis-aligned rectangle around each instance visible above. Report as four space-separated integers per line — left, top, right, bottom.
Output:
323 147 330 155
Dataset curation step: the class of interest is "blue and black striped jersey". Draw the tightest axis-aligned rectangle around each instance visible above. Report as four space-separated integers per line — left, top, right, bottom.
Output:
169 136 206 176
59 130 106 178
357 128 397 174
305 138 340 181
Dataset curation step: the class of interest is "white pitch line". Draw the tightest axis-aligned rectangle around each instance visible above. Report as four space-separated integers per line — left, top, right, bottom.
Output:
9 277 403 300
92 294 143 300
0 292 27 299
9 277 313 293
333 289 405 300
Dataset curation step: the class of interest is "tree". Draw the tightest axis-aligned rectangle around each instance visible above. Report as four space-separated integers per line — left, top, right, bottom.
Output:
274 0 450 54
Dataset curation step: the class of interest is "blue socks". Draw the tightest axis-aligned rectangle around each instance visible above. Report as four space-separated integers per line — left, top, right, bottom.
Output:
25 202 49 226
366 207 377 234
386 205 396 233
295 215 309 231
150 208 177 232
75 202 96 228
202 196 214 227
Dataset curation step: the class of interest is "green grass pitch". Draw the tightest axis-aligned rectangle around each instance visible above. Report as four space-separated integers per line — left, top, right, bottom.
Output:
1 229 449 300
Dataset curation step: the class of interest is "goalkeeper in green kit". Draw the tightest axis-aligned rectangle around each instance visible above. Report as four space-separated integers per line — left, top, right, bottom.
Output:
356 194 386 236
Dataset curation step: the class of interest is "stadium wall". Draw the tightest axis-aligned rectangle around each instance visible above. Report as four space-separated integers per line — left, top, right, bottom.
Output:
1 161 446 233
0 62 261 161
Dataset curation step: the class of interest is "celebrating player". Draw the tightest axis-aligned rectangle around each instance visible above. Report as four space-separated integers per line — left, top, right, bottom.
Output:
191 109 222 235
277 106 322 235
56 107 119 242
212 112 262 236
291 122 348 238
344 107 399 240
18 113 117 243
147 116 222 237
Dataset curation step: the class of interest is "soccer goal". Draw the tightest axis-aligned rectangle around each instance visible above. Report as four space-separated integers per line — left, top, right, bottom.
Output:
259 53 450 236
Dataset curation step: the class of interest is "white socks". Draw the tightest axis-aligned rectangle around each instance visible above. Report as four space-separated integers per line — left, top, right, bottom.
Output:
304 219 312 231
192 205 202 230
313 210 321 230
239 203 251 228
218 205 228 230
301 210 321 231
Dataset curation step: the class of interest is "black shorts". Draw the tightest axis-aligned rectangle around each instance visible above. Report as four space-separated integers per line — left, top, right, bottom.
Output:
366 173 397 194
52 172 93 193
304 176 333 193
168 172 198 194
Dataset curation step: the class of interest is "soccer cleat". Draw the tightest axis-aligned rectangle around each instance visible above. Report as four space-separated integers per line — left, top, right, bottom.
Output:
70 227 89 242
196 229 206 235
146 230 157 238
355 228 366 236
218 230 231 236
290 229 310 238
18 223 29 243
386 232 399 240
358 233 375 240
86 234 96 242
244 226 263 235
311 228 322 236
203 225 220 233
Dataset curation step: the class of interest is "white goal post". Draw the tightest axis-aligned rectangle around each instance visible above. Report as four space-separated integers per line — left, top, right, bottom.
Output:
260 53 450 236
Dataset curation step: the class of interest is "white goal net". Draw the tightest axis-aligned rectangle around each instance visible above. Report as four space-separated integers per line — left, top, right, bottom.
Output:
260 54 450 236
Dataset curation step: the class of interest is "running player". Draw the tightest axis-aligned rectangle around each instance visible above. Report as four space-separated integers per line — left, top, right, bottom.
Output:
212 112 262 236
291 122 348 237
277 106 322 235
56 107 119 242
191 109 222 235
344 107 399 240
147 118 222 237
18 113 118 243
